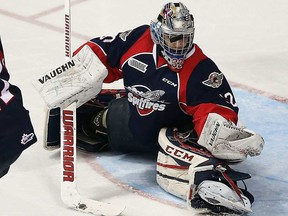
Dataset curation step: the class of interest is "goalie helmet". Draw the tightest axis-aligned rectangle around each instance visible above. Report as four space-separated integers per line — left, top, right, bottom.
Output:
150 2 195 72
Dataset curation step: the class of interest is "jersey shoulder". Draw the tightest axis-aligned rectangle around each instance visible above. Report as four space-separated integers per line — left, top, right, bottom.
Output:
114 25 151 54
117 25 150 42
184 44 223 85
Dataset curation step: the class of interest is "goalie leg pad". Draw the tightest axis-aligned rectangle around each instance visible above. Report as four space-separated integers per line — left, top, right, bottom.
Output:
157 126 222 200
44 108 61 150
157 127 254 214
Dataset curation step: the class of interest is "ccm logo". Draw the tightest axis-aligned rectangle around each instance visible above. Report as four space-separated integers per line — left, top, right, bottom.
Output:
162 78 177 87
165 145 194 162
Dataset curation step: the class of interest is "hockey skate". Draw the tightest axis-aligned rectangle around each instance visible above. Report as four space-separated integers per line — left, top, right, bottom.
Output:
190 179 254 215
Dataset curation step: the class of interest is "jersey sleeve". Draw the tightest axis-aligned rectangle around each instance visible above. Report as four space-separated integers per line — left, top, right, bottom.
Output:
73 25 150 83
0 37 13 106
183 58 238 136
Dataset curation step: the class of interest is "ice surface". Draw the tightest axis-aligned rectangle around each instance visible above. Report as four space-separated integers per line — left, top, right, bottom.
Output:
0 0 287 215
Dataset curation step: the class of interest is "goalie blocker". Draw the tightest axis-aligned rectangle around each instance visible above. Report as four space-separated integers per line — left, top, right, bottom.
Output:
32 45 108 109
157 126 255 214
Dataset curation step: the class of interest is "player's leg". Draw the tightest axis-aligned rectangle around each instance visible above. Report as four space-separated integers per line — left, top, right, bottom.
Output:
45 108 61 150
44 89 127 151
76 102 109 152
80 97 159 153
44 101 108 152
106 97 159 153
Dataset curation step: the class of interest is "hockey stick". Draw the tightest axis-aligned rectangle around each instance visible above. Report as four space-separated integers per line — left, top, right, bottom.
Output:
60 1 124 215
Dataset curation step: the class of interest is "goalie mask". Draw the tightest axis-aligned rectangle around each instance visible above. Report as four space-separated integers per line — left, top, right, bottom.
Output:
150 2 195 72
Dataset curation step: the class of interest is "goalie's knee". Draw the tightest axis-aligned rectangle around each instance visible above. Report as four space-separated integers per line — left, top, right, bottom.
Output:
77 106 109 152
81 109 108 138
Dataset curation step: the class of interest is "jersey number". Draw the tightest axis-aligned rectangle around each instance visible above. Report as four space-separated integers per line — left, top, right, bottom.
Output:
224 92 237 107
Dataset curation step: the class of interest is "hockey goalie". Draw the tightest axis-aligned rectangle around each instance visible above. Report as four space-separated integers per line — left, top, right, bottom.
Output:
33 2 264 214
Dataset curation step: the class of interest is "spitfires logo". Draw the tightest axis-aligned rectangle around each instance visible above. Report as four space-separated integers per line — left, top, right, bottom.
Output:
202 72 223 88
126 85 168 116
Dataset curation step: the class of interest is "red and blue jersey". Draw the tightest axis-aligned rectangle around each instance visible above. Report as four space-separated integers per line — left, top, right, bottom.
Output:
74 25 238 144
0 37 37 165
0 38 12 107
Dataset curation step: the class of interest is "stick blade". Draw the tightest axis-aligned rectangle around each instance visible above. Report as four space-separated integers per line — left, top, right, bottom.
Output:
62 193 125 216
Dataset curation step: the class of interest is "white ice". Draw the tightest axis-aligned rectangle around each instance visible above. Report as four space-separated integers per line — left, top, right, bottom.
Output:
0 0 287 215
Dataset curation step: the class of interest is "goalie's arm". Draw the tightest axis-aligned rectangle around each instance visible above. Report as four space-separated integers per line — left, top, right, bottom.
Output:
73 40 123 83
180 58 263 161
185 103 238 138
180 57 239 138
72 25 150 84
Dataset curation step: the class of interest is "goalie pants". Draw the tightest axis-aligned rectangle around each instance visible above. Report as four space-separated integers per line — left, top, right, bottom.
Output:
106 97 159 154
